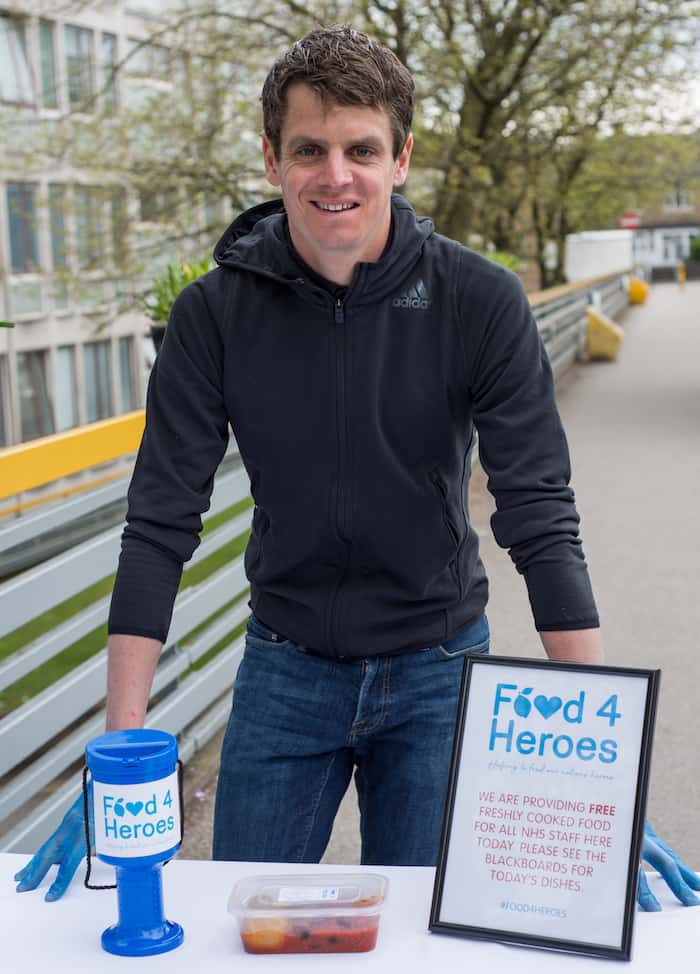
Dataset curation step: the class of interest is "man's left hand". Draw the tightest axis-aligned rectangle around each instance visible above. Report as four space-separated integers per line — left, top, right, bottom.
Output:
638 821 700 911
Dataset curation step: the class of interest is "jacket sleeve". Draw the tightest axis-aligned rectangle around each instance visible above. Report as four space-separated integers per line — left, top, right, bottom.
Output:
461 257 599 631
108 275 230 642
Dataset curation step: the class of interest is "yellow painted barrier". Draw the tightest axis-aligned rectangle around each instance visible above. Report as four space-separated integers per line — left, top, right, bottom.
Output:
628 277 650 304
587 307 624 361
0 410 145 501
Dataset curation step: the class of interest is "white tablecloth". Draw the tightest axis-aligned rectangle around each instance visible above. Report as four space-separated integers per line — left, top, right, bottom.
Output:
2 853 698 972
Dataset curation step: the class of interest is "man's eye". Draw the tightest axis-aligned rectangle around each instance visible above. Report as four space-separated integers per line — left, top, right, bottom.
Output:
353 146 374 158
296 146 319 157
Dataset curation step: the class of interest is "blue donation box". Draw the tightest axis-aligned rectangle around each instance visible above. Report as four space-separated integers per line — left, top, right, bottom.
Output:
85 729 184 956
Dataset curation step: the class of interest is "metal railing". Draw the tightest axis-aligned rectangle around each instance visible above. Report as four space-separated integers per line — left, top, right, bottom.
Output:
0 269 637 853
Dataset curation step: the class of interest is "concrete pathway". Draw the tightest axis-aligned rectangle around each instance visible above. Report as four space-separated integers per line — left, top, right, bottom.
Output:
181 281 700 870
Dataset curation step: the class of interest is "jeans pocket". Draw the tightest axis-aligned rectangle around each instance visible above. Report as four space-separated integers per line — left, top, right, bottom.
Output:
437 614 490 659
246 613 291 647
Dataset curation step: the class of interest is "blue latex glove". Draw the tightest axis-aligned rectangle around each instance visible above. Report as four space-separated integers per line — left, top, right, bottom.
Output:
638 821 700 911
14 782 93 902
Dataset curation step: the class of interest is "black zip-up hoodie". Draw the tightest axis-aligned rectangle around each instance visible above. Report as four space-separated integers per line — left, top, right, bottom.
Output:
108 195 598 656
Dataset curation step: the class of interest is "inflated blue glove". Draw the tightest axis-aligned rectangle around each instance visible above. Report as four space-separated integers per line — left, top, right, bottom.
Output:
638 821 700 911
14 782 93 902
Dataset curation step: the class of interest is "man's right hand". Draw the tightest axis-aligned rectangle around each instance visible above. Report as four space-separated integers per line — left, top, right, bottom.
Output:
14 784 93 902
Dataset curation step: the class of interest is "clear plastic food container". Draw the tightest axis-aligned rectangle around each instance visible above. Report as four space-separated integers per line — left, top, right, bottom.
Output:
228 873 388 954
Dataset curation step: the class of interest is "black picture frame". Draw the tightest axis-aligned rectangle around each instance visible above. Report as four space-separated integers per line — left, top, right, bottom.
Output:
429 656 660 961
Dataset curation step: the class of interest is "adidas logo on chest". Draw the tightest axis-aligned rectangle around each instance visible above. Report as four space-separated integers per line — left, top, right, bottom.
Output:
392 278 431 310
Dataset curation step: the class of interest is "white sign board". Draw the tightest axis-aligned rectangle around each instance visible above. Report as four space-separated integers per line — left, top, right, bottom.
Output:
430 657 658 960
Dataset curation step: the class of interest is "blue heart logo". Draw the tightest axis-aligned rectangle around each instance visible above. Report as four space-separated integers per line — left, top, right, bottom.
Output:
534 695 562 719
125 801 144 817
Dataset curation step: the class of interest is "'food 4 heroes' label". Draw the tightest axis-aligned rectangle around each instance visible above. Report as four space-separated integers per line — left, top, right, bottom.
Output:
93 771 181 858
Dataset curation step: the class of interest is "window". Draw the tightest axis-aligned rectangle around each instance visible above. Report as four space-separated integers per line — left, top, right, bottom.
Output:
49 184 68 270
662 234 683 261
664 185 692 212
74 186 104 269
0 14 34 104
126 38 172 81
65 25 94 109
101 32 118 109
128 0 170 15
84 341 112 422
139 187 179 223
110 187 128 264
39 20 58 108
204 196 222 232
118 337 136 412
6 183 39 273
17 350 55 442
56 346 78 431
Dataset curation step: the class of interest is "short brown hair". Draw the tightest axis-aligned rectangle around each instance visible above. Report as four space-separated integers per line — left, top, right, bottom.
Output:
262 25 414 160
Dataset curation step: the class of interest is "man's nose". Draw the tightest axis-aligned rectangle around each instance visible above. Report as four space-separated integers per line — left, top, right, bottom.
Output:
320 147 352 187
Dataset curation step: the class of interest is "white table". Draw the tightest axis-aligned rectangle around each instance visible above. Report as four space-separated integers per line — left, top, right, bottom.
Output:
3 854 698 972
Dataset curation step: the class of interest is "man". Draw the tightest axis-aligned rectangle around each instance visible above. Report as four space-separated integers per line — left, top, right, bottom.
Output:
16 25 699 910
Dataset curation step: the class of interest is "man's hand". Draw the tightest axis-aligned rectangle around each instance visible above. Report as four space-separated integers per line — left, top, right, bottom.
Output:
638 821 700 911
14 784 93 902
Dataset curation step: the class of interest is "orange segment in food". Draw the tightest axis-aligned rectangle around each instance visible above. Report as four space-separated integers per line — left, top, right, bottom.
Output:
242 918 287 951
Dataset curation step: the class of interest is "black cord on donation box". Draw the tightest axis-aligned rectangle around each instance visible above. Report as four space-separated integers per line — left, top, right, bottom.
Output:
82 759 185 890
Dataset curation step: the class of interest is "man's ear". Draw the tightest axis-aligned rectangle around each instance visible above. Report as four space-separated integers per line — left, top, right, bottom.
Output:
393 132 413 188
262 134 281 187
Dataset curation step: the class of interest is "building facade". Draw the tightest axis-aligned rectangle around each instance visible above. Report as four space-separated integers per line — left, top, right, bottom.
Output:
631 173 700 274
0 0 229 448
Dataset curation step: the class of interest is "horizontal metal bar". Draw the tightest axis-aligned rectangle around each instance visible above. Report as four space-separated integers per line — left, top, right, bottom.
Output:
0 453 247 556
186 508 252 566
0 509 250 689
0 559 247 777
145 637 244 741
0 710 104 829
0 410 145 501
177 694 234 765
0 600 250 824
0 477 128 552
0 777 82 855
0 596 111 692
0 467 250 642
0 651 108 779
207 462 249 518
0 637 244 855
0 526 122 640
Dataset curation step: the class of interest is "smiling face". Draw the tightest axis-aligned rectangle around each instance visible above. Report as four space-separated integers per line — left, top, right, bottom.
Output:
262 83 413 284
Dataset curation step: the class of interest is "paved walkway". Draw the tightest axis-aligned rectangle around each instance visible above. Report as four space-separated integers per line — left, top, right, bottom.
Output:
181 281 700 869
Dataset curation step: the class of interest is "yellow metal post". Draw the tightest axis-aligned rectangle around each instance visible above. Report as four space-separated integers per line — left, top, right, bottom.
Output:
587 307 624 361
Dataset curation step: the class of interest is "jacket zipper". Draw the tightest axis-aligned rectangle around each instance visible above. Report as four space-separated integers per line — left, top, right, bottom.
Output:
327 295 349 655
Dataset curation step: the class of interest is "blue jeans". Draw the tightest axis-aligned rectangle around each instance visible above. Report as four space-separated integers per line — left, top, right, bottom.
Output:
212 613 489 866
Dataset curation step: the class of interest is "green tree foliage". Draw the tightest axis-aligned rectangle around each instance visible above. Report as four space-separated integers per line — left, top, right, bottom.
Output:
16 0 700 293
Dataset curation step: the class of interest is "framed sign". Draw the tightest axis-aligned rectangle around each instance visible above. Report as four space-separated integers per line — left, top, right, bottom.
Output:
430 656 659 961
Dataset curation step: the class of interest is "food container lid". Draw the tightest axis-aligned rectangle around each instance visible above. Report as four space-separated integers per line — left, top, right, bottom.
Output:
227 873 388 918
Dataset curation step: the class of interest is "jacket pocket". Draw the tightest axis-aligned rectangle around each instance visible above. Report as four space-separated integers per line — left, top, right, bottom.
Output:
430 469 462 594
244 505 270 577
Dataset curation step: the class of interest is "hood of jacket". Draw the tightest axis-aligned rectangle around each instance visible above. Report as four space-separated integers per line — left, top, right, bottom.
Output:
212 193 434 306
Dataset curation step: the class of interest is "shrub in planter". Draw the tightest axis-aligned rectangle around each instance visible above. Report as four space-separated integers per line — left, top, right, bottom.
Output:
143 259 211 352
